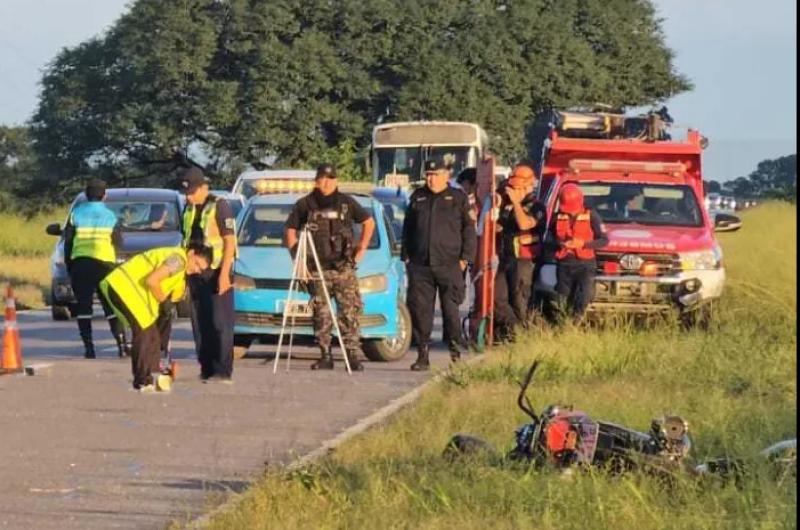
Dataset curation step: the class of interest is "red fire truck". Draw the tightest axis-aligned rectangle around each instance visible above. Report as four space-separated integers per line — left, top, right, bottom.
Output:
530 108 725 326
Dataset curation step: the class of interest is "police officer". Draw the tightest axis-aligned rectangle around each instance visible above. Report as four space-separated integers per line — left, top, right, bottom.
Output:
493 164 546 340
545 183 608 320
284 164 376 371
100 246 212 392
178 167 238 383
402 160 477 370
62 178 127 359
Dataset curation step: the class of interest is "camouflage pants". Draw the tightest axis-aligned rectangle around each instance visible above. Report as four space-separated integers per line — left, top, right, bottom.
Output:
307 266 363 351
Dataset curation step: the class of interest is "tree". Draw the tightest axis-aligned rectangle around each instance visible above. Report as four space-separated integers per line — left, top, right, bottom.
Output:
721 154 796 201
31 0 690 190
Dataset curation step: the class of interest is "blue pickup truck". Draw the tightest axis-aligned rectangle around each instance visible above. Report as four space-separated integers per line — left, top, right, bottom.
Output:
232 192 412 362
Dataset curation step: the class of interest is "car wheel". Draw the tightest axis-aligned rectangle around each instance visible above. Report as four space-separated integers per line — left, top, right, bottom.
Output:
362 303 412 362
51 304 71 321
233 334 254 360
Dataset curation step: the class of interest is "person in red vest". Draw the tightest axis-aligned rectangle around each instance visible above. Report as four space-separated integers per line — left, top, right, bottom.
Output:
546 183 608 320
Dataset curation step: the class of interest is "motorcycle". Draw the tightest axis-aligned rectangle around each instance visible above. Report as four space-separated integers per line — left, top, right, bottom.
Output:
445 360 694 478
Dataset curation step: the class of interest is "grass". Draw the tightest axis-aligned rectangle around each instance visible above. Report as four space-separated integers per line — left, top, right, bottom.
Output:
192 202 797 530
0 209 66 308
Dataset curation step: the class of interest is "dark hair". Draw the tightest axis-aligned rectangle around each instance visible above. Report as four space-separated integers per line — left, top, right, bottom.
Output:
85 178 107 201
188 245 214 265
456 168 477 186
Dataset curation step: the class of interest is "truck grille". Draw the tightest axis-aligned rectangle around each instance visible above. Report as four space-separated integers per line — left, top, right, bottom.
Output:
236 312 387 328
596 252 680 277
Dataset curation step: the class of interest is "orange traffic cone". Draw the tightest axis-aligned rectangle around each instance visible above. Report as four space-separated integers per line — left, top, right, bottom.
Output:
1 285 23 373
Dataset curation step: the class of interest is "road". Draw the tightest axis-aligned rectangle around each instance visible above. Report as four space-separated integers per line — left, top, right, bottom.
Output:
0 309 463 529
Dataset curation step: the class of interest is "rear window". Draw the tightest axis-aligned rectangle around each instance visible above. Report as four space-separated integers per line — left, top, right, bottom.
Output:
98 201 180 232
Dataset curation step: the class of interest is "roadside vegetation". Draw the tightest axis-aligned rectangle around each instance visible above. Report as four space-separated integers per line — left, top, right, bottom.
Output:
0 209 65 309
196 203 796 530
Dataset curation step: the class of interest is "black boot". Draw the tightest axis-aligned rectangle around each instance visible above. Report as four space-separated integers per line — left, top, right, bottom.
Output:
311 347 335 370
448 340 466 362
78 318 96 359
345 350 364 372
410 345 430 371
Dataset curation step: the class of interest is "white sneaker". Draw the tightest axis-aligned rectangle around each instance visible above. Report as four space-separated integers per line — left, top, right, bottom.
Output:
138 384 156 394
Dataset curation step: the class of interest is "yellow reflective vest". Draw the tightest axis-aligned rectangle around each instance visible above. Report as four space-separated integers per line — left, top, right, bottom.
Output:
99 247 187 330
69 202 118 263
182 198 224 269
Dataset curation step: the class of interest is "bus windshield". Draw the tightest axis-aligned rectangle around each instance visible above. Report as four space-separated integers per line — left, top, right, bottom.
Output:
374 146 473 183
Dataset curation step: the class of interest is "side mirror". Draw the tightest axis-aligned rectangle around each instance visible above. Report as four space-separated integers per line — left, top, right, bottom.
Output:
714 213 742 232
46 223 62 236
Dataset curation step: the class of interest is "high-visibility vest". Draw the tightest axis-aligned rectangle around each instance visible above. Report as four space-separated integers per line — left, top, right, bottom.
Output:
554 210 595 260
513 231 540 260
182 197 225 269
100 247 187 329
70 202 118 263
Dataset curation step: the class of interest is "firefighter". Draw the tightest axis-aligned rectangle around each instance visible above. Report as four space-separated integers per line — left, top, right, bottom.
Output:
493 164 545 339
546 183 608 320
99 246 212 392
284 164 376 371
178 167 238 383
62 178 128 359
402 160 477 370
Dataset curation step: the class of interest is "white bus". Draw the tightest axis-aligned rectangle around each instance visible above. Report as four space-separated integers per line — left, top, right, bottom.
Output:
371 121 489 185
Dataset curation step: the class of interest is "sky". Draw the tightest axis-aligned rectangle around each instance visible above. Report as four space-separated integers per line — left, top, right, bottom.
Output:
0 0 796 182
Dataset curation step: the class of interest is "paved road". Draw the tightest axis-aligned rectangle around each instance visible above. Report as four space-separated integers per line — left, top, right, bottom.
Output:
0 310 464 529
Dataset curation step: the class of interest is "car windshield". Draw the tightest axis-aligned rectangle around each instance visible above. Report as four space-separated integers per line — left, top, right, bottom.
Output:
570 183 704 227
374 196 407 240
238 204 380 248
102 201 181 232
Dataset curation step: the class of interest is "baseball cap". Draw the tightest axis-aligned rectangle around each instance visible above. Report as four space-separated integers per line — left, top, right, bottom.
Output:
85 178 107 200
178 167 210 194
315 164 338 180
423 159 449 173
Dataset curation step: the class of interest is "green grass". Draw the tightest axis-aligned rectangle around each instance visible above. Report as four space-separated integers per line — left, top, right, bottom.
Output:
0 209 66 308
191 203 793 529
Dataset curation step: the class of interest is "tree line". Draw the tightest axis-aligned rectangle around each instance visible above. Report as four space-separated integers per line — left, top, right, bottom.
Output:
3 0 689 206
705 154 796 202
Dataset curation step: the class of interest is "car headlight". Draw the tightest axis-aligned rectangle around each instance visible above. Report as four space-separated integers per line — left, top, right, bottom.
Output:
358 274 388 293
233 274 256 291
680 246 722 271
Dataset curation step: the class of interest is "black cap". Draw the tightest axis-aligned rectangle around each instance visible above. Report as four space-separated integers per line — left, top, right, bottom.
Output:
85 178 107 200
424 159 449 173
315 163 338 180
178 167 210 194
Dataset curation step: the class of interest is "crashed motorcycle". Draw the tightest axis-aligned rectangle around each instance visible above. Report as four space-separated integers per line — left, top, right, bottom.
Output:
445 360 695 478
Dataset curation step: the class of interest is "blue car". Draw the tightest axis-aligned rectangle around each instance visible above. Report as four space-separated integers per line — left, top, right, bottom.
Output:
232 193 412 362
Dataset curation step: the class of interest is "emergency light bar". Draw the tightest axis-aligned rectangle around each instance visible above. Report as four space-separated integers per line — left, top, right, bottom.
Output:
568 159 686 176
252 179 375 195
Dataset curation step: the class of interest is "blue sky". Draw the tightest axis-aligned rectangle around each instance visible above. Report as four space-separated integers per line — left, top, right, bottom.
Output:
0 0 795 181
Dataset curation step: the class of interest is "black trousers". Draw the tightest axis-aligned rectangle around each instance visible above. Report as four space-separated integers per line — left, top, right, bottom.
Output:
555 260 596 318
407 262 465 349
493 260 518 336
188 269 234 379
106 287 161 389
69 257 124 346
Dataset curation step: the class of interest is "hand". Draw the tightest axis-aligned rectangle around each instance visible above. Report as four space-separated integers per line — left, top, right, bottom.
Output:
506 187 525 205
354 247 367 264
564 238 584 249
459 260 468 272
218 273 232 294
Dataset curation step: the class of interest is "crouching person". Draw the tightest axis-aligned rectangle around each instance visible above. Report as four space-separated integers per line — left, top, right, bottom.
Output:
100 246 213 392
547 184 608 321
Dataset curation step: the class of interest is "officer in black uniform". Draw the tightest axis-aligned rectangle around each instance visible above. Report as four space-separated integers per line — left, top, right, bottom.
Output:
63 178 128 359
402 160 477 370
284 164 375 371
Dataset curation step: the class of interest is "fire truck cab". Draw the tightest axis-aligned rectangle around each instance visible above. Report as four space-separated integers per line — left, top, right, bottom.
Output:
530 109 724 325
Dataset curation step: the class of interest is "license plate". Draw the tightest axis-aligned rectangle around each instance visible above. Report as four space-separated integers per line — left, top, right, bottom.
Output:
277 300 313 317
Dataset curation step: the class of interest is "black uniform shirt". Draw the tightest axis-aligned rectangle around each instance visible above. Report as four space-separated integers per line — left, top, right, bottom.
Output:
285 190 371 231
401 185 477 267
497 190 546 260
189 196 235 248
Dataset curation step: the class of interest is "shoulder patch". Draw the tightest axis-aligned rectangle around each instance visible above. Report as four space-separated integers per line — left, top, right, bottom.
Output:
225 218 235 230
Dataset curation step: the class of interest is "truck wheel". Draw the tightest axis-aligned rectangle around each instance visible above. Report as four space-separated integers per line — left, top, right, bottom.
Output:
681 302 715 330
51 304 71 321
233 335 254 360
363 303 412 362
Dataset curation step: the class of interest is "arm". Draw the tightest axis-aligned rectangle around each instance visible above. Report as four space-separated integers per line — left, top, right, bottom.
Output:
111 221 123 249
215 199 237 293
400 198 415 262
145 253 186 303
460 194 477 268
584 210 609 249
284 200 304 258
285 227 299 256
354 217 375 263
63 218 75 271
507 188 537 231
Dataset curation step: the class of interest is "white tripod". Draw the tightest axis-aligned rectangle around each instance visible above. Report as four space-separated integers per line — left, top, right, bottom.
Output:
272 228 352 375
